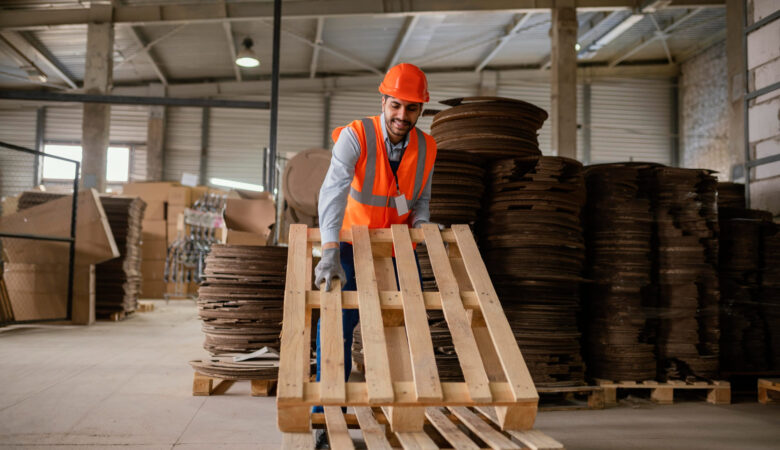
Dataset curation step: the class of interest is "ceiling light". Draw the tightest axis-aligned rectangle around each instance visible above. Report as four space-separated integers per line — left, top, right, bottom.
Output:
209 177 264 192
575 43 581 52
235 37 260 68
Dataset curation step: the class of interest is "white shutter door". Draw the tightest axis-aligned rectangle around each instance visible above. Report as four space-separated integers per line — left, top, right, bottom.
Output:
497 81 584 159
110 105 148 143
0 108 37 198
590 78 672 164
207 108 268 186
164 107 202 182
45 106 83 142
330 90 382 138
278 93 325 155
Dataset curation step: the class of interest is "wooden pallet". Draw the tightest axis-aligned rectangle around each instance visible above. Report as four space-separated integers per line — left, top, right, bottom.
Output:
97 310 134 322
594 379 730 405
192 371 277 397
283 406 564 449
137 301 155 312
277 224 543 447
758 378 780 404
537 386 604 411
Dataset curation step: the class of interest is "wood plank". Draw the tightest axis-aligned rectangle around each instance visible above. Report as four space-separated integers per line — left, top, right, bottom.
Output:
383 327 426 431
320 282 346 403
425 407 480 450
324 406 355 450
285 380 534 406
449 406 521 449
395 431 439 449
391 224 442 402
352 225 394 404
451 225 537 403
277 224 311 432
475 408 564 450
0 189 119 265
422 223 492 403
308 227 457 244
306 290 482 310
282 432 313 449
355 407 393 450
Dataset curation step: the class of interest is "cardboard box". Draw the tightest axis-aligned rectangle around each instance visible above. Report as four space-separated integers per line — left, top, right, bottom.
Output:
145 201 166 221
141 280 166 298
167 205 186 223
142 239 168 260
123 182 178 203
3 263 94 324
168 186 191 206
225 230 269 246
142 220 167 239
167 224 182 244
141 260 167 281
224 197 275 236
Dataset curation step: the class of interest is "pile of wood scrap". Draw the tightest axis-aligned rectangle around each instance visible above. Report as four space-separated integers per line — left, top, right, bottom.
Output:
16 192 147 317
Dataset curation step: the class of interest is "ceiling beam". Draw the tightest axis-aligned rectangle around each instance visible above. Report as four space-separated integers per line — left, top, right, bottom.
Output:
309 17 325 78
385 15 420 71
223 22 242 82
608 8 703 67
125 26 169 85
275 22 383 76
0 0 725 30
539 10 618 69
0 30 78 89
475 13 535 73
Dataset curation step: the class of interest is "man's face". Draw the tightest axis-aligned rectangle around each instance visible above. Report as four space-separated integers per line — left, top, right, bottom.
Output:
382 95 423 142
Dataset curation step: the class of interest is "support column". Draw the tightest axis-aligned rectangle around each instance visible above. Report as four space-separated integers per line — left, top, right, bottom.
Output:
146 83 166 181
34 106 45 186
550 1 578 159
726 0 746 180
80 8 113 192
199 107 210 185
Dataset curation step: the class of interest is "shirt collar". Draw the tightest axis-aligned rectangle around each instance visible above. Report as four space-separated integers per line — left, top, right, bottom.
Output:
380 112 410 150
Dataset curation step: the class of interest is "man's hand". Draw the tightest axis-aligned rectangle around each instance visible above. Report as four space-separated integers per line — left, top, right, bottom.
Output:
314 247 347 291
413 220 445 231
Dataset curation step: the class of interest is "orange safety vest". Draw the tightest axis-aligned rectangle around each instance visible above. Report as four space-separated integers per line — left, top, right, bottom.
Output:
332 115 437 234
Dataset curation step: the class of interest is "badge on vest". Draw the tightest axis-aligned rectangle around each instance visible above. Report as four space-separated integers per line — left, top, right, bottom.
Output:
394 194 409 216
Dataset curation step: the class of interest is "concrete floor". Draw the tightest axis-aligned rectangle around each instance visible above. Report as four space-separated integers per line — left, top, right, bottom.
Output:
1 301 779 450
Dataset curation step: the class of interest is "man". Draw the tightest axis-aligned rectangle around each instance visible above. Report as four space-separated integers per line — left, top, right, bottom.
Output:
312 63 438 448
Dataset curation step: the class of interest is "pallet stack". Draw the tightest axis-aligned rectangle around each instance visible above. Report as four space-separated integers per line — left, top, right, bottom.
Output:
583 163 658 381
761 222 780 369
480 156 587 387
652 167 720 380
197 245 287 355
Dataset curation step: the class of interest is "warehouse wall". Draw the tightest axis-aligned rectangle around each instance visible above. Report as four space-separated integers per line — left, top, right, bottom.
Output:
0 107 37 201
747 0 780 215
680 41 730 178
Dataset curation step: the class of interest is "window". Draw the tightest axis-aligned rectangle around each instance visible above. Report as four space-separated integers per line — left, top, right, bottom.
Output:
42 144 130 184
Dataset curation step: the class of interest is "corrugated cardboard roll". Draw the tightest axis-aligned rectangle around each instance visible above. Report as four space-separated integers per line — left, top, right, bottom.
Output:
282 148 330 217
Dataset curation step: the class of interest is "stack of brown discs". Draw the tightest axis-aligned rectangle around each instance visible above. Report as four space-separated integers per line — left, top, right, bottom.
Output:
762 222 780 369
583 163 658 381
16 192 146 317
717 182 745 209
197 245 287 356
431 97 546 160
481 156 587 387
719 209 772 372
652 167 720 380
190 358 280 381
429 149 486 226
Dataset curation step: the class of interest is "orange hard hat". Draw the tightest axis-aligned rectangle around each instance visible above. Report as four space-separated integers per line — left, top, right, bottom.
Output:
378 63 429 103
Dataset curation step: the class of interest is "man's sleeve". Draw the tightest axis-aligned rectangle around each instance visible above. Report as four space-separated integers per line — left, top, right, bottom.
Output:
318 128 361 244
410 166 434 227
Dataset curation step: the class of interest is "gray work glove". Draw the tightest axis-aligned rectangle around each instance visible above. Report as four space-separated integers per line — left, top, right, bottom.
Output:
413 220 445 231
314 247 347 291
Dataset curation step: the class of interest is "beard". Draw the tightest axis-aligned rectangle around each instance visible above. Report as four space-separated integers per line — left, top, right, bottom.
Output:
385 116 415 138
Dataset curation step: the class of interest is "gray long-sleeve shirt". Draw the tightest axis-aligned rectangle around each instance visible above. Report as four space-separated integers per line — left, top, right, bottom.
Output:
318 112 434 244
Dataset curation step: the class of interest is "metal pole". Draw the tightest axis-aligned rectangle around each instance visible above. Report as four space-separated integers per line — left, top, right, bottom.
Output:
262 146 269 190
670 77 680 167
199 107 210 185
66 162 79 322
582 83 591 165
323 92 331 149
269 0 282 193
34 106 45 186
742 2 750 207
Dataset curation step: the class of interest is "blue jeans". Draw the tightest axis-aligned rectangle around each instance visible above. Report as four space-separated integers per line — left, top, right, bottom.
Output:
312 241 421 413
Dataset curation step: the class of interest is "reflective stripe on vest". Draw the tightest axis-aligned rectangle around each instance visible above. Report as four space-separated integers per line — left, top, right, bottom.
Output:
348 118 427 209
